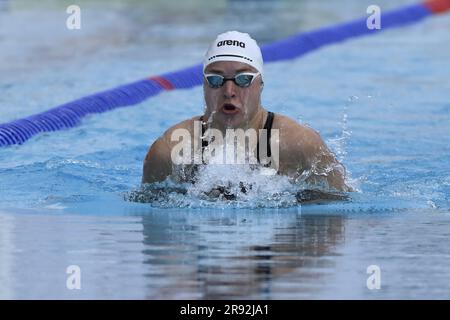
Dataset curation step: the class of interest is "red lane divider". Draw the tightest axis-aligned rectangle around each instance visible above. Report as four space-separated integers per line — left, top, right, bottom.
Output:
149 76 175 91
425 0 450 13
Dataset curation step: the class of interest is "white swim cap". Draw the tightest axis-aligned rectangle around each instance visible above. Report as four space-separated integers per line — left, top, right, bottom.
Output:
203 31 264 79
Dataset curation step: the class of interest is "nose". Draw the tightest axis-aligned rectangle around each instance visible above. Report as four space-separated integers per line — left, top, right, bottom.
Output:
222 79 237 99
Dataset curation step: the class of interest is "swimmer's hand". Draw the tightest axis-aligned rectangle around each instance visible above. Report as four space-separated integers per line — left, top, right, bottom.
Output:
203 182 251 200
204 186 236 200
296 189 350 204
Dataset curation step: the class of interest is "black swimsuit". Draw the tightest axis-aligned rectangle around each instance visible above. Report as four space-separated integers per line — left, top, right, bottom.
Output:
199 111 275 167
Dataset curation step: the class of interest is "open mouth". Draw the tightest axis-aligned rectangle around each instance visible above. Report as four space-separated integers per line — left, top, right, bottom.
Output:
221 103 240 115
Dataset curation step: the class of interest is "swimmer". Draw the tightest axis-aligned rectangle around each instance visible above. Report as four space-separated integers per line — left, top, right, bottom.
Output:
142 31 351 193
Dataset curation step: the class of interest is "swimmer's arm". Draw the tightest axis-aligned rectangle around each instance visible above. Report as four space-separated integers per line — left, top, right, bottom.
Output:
301 131 350 192
142 137 172 184
280 128 350 192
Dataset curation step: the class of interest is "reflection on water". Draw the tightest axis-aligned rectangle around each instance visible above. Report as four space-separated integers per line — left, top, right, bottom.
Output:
0 209 348 299
139 209 345 299
2 208 450 299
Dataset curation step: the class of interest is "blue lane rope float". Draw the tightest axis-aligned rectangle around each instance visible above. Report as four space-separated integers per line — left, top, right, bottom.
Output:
1 0 449 147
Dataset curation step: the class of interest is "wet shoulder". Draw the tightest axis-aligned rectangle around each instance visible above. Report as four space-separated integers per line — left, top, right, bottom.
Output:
272 113 322 149
160 115 202 146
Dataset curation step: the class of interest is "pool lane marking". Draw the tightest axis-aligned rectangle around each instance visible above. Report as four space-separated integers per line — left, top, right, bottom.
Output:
149 76 175 91
425 0 450 13
1 0 450 147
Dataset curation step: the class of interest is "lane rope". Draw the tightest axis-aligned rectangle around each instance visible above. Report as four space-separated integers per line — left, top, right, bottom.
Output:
1 0 449 147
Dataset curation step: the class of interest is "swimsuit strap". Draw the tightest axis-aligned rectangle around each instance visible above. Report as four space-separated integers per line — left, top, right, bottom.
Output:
257 111 275 164
199 116 208 164
200 112 275 165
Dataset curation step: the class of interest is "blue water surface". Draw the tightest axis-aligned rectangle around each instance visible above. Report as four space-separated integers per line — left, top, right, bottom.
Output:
1 0 450 299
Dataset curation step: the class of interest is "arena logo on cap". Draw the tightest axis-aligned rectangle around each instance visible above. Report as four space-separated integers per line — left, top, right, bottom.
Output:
217 40 246 48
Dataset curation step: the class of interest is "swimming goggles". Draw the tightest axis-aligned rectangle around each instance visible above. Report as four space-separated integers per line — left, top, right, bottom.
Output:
204 72 260 88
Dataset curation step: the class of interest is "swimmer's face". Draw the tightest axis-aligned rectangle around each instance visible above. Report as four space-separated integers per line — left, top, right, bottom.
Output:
203 61 263 129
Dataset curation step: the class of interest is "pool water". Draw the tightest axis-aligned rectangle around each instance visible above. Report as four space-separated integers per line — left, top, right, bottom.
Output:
1 0 450 299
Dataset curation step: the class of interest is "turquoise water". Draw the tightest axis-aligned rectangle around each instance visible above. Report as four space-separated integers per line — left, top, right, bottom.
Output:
1 0 450 299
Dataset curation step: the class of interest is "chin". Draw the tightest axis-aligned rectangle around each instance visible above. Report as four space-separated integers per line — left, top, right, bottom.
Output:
220 113 245 129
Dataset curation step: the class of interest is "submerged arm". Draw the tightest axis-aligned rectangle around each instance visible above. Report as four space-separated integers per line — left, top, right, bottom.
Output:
142 137 172 184
279 125 350 192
